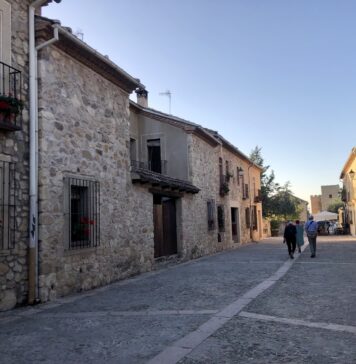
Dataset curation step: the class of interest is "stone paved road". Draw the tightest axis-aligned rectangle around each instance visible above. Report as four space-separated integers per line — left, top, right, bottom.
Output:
1 236 356 363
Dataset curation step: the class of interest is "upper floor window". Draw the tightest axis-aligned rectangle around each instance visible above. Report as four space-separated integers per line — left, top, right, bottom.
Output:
147 139 162 173
219 157 223 180
329 194 332 198
64 176 100 250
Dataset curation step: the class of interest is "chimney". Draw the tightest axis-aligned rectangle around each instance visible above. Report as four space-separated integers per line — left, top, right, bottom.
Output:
135 88 148 108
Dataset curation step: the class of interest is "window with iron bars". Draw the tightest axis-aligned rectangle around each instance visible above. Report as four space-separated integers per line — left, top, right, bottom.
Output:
245 207 250 228
207 199 216 231
64 177 100 249
0 160 15 250
217 205 225 232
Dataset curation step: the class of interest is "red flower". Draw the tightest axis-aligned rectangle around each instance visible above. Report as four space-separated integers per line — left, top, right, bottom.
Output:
0 101 10 110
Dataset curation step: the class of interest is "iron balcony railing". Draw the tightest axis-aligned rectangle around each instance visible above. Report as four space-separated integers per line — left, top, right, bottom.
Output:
0 61 22 131
219 175 230 196
131 160 168 175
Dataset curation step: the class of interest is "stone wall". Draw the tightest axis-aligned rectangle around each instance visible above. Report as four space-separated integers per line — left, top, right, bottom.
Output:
0 0 30 311
219 146 263 243
179 134 223 259
37 45 154 302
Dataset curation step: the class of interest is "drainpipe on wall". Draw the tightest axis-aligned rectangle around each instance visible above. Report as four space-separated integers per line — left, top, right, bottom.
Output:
247 162 254 242
28 0 60 305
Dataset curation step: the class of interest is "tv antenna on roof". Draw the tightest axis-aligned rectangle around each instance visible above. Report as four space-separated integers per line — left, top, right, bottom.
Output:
159 90 172 114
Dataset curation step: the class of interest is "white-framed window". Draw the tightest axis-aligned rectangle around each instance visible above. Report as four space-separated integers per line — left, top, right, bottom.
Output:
64 176 100 249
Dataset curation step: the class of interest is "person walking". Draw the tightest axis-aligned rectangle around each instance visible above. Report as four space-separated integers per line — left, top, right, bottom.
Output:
295 220 304 253
304 215 318 258
284 221 297 259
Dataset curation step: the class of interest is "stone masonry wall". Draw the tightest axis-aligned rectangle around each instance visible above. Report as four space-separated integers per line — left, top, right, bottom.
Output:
37 46 154 302
179 135 225 260
0 0 30 311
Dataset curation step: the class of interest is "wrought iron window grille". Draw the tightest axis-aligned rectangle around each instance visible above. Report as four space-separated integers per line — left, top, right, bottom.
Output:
64 177 100 249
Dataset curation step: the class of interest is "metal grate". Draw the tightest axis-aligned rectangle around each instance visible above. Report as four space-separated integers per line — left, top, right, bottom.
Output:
217 205 225 233
0 61 22 131
207 199 215 231
0 161 15 250
65 177 100 249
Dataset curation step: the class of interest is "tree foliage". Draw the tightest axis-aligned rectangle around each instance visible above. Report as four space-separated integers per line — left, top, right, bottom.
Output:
249 146 300 220
327 201 344 213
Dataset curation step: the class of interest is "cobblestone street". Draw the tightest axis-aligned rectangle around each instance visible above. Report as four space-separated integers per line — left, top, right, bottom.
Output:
1 236 356 364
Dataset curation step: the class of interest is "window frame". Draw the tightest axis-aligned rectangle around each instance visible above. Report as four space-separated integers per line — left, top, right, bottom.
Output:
217 204 225 232
207 199 216 231
0 158 15 251
64 175 100 250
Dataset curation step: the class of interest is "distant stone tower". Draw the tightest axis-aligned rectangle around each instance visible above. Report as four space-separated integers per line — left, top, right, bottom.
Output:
310 195 322 214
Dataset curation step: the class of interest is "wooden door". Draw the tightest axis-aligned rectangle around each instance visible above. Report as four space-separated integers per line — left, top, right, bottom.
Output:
231 207 240 243
153 196 177 257
162 198 177 256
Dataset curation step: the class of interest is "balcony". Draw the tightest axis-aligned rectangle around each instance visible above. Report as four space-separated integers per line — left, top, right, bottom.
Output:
0 62 23 131
254 189 262 203
131 160 168 175
219 175 230 196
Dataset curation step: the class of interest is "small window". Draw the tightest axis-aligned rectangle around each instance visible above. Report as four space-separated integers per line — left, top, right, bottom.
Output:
219 157 223 180
236 167 240 186
0 160 15 250
252 206 257 230
217 205 225 232
207 199 215 231
65 177 100 249
147 139 161 173
245 207 250 228
130 138 137 164
243 184 249 199
329 194 332 199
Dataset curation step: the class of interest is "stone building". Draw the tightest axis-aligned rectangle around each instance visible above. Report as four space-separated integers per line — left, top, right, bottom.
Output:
130 92 263 261
1 3 264 309
0 0 30 311
340 147 356 236
320 185 341 211
310 195 322 215
34 16 157 302
310 185 341 214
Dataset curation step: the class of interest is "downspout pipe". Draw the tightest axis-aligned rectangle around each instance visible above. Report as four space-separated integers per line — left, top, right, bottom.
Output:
28 0 60 305
248 162 255 242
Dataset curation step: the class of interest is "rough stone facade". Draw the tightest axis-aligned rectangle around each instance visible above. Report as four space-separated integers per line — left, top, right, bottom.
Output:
0 0 30 311
180 134 222 259
37 45 154 302
218 145 263 243
310 195 322 214
321 185 341 211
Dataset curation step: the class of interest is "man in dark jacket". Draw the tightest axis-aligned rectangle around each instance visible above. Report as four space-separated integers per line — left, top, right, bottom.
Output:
284 221 297 259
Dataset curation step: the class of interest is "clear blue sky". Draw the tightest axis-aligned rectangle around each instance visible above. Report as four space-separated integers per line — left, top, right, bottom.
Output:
43 0 356 203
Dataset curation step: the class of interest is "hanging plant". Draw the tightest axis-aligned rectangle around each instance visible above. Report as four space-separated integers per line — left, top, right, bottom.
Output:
0 95 24 119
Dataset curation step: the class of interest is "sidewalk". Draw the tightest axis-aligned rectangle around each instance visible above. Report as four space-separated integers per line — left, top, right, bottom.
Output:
1 236 356 363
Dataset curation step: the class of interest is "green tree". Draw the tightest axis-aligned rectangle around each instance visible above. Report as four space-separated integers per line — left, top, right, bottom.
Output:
249 146 279 218
327 201 343 213
270 182 301 220
250 147 300 220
